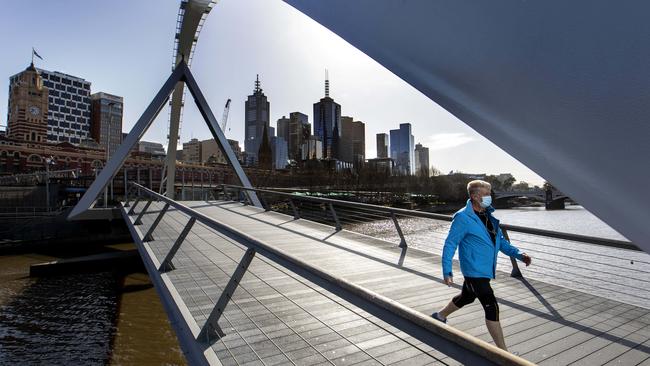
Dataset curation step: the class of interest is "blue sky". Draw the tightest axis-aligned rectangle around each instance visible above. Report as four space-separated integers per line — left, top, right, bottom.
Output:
1 0 544 185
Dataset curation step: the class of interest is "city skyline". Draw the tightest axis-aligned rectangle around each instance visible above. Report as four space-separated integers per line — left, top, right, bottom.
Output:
0 0 545 184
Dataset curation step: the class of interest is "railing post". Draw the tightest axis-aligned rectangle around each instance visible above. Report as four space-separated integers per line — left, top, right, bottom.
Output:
259 193 270 211
159 217 196 272
143 203 170 242
391 212 408 248
134 199 153 225
329 203 342 231
124 185 136 207
289 198 300 219
197 248 256 344
502 228 523 278
127 197 141 215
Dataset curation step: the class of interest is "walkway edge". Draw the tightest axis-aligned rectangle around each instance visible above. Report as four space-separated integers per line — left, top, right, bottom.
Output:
120 206 222 366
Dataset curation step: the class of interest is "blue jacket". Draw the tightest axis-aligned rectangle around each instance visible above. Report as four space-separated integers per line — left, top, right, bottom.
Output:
442 200 523 279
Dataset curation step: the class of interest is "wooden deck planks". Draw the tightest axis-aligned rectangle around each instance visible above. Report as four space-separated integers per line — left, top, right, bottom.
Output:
127 200 650 365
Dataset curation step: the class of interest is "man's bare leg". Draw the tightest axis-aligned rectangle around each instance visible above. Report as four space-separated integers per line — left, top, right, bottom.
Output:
486 319 508 350
437 300 460 320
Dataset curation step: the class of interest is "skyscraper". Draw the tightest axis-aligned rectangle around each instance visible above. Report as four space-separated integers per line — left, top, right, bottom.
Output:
313 72 341 159
271 136 288 170
390 123 415 175
257 125 272 170
276 116 290 141
414 143 430 177
36 68 92 144
244 74 270 165
6 63 48 143
90 92 123 157
288 112 310 161
340 116 365 166
376 133 389 158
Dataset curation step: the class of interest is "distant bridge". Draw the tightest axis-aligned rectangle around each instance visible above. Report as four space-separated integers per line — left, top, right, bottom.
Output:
493 189 570 209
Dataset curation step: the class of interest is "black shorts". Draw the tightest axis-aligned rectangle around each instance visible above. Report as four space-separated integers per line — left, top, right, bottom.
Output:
452 277 499 321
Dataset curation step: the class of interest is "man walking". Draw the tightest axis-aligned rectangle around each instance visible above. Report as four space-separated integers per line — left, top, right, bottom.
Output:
432 180 531 351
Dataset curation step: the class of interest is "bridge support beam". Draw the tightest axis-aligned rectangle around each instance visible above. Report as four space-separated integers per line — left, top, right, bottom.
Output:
502 228 523 278
159 217 196 272
143 203 170 242
198 248 256 345
391 212 408 248
329 203 342 231
134 199 153 225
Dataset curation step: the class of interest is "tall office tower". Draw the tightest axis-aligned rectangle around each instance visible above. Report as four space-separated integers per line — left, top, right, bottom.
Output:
271 136 288 170
90 92 123 157
287 112 310 161
313 71 341 159
340 116 365 165
257 125 272 170
244 74 270 165
6 63 49 143
276 116 290 141
37 68 91 144
414 143 430 177
376 133 389 158
389 123 415 175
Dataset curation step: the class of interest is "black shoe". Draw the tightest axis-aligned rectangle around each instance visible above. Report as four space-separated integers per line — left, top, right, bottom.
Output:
431 312 447 324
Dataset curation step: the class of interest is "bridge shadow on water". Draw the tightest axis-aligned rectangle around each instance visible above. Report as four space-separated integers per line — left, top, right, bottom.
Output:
202 200 650 356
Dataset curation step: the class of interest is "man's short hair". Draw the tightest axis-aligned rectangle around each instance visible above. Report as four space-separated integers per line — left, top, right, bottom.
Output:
467 180 492 196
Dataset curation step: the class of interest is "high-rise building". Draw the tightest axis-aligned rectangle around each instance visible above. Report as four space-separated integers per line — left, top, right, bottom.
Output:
90 92 123 157
288 112 310 161
414 143 430 177
340 116 365 166
6 63 49 143
276 116 290 141
390 123 415 175
257 125 272 170
313 73 341 159
376 133 389 158
36 68 92 144
244 75 270 165
271 136 288 170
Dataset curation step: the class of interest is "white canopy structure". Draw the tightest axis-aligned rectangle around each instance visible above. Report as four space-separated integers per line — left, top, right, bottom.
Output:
285 0 650 253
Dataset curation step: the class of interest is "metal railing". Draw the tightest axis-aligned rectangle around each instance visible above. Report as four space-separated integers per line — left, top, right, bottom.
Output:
215 184 640 278
123 182 532 365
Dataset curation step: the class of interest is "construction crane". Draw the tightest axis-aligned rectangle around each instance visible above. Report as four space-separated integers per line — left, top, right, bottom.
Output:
220 98 231 134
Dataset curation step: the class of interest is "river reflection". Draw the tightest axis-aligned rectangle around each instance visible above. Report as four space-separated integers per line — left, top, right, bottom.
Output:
0 250 186 365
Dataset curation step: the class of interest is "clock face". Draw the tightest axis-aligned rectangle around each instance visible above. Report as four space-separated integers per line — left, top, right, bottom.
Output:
29 106 40 116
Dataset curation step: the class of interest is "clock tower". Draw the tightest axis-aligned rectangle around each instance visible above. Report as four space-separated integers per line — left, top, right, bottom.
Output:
7 63 49 142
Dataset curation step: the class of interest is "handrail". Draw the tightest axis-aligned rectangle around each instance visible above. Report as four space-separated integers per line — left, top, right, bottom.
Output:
128 182 534 366
219 184 640 252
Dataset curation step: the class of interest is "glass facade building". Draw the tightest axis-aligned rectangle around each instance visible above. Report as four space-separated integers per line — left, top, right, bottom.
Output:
244 75 270 166
389 123 415 175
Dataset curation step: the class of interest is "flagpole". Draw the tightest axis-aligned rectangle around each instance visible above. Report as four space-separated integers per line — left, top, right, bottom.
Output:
31 48 34 65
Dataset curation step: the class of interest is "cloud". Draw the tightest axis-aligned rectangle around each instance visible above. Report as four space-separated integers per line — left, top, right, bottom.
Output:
424 133 474 151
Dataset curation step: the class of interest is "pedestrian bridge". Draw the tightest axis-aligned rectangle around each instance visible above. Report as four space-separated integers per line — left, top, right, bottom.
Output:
121 182 650 366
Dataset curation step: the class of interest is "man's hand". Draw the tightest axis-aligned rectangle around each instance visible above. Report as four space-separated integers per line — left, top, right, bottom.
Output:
521 253 532 266
444 276 454 287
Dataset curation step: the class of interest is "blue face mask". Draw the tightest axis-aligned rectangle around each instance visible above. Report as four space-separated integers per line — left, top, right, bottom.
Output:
479 195 492 208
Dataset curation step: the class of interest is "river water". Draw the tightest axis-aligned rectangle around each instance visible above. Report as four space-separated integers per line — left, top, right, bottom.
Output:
0 206 648 364
0 247 186 365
